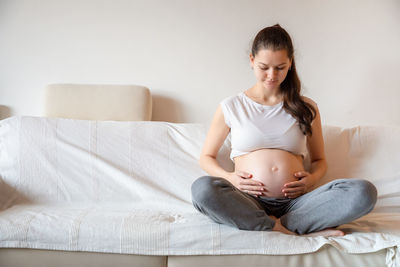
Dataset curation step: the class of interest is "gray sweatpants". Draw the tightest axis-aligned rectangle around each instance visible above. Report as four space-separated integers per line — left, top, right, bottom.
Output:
191 176 377 234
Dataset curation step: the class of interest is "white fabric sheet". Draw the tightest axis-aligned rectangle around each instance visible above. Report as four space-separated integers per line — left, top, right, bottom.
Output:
0 116 399 266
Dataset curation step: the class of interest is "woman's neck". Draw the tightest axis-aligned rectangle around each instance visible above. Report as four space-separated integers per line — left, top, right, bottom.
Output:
246 84 283 104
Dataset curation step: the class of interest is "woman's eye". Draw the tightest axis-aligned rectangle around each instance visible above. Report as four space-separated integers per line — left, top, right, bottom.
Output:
260 67 284 71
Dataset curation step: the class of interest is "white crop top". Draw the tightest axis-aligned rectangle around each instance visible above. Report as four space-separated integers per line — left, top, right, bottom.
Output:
220 91 308 161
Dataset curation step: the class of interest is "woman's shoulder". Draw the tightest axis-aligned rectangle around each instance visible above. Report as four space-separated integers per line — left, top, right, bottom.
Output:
301 95 318 109
220 92 243 106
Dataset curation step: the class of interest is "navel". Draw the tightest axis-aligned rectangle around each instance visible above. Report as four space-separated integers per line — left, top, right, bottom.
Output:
271 166 279 172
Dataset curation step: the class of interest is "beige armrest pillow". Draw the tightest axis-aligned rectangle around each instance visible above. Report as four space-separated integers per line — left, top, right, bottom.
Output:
44 84 152 121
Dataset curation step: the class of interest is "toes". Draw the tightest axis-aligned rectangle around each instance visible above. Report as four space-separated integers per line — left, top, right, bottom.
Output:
303 229 345 237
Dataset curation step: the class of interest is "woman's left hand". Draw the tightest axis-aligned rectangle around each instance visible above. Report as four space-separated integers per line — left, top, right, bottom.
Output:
282 171 314 199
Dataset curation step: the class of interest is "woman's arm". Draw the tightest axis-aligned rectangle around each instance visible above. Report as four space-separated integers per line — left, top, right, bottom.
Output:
199 105 232 180
304 96 328 187
282 97 328 198
200 104 267 196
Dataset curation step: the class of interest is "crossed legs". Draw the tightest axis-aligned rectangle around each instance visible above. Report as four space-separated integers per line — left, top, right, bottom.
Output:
191 176 377 235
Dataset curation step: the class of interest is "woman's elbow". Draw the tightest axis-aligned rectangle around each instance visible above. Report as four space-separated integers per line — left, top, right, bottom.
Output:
199 154 207 170
199 154 213 170
320 158 328 174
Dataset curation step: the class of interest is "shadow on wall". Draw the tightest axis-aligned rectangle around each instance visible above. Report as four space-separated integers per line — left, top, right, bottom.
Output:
0 105 12 120
151 94 186 123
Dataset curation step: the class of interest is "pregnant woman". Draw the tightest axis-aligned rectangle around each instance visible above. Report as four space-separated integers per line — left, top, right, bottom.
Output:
191 24 377 236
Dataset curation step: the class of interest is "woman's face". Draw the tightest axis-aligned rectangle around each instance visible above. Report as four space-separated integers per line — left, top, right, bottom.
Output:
250 49 292 91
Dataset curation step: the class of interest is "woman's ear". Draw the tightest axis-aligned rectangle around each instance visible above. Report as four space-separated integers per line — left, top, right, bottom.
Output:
249 54 254 69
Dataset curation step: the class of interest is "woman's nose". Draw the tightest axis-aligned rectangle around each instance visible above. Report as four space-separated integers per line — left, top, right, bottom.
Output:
267 69 278 79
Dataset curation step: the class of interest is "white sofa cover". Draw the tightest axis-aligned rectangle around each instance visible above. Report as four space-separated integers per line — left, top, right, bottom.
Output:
0 116 399 266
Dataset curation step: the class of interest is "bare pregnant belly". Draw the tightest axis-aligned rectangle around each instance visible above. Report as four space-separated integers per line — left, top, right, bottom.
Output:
234 149 305 198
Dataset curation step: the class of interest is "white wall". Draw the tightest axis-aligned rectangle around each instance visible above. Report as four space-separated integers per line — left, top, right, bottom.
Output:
1 0 399 127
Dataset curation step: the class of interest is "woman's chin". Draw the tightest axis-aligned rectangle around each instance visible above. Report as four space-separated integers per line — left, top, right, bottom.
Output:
263 81 279 89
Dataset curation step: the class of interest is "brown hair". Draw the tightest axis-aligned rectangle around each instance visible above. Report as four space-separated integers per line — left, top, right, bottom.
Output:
251 24 316 136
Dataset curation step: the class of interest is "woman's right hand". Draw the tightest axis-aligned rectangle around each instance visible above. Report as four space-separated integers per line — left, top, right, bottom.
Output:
227 170 265 197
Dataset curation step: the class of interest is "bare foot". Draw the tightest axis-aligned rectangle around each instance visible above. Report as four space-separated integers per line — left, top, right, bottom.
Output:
303 228 345 237
271 216 345 237
271 217 297 235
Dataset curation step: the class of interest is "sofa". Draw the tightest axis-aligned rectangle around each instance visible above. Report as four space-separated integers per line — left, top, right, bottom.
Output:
0 84 399 267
